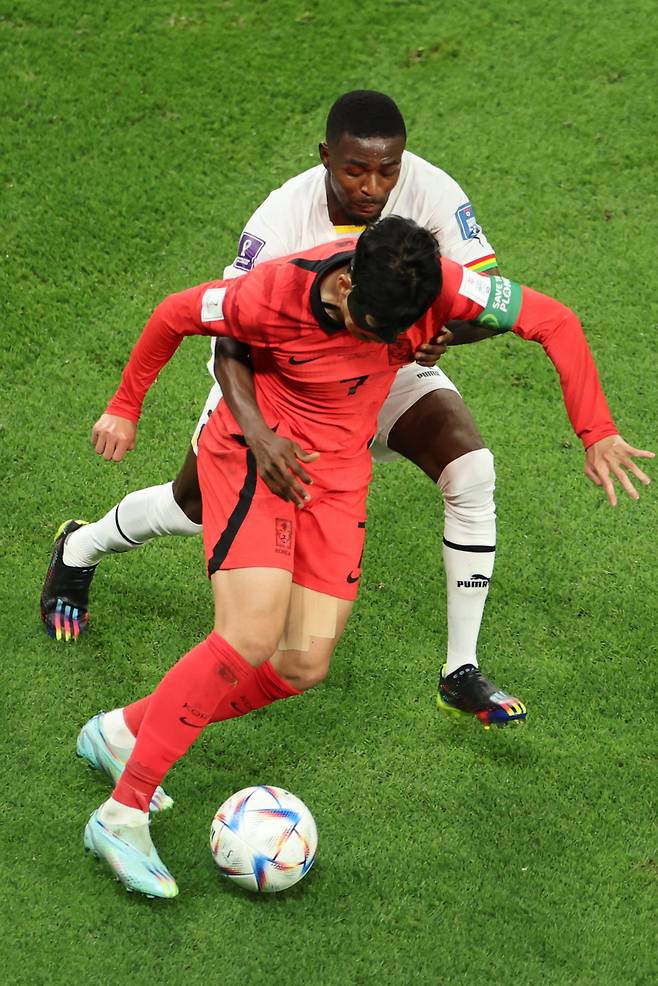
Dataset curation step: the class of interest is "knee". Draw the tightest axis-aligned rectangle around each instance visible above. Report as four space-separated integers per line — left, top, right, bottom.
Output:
438 448 496 527
217 627 283 665
272 651 332 692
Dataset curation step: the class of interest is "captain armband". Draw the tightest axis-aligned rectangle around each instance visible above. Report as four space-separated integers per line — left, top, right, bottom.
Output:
474 276 523 333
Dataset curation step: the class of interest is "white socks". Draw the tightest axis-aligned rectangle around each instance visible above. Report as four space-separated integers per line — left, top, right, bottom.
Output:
102 708 136 752
438 449 496 675
97 798 151 852
63 482 202 568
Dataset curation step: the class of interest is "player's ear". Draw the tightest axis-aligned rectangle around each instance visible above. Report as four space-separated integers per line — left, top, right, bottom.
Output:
319 142 329 168
336 270 352 296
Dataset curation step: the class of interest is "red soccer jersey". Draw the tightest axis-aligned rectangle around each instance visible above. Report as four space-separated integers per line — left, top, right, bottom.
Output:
106 238 616 488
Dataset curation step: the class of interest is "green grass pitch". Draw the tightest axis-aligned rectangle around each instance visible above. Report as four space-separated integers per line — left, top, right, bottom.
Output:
1 1 657 983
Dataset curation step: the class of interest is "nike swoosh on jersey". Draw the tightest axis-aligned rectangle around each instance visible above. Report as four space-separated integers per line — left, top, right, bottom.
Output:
288 355 320 364
179 716 205 729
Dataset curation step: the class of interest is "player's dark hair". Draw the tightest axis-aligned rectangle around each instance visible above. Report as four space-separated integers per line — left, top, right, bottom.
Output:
326 90 407 145
349 216 441 342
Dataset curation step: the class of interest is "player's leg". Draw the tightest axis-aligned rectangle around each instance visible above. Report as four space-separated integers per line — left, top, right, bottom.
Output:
40 384 220 641
97 587 352 757
82 437 300 897
91 486 364 752
374 364 525 727
84 565 293 898
264 484 365 693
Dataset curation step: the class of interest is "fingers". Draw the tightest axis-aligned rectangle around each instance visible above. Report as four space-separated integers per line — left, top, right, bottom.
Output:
585 449 652 506
622 446 655 461
90 417 135 462
254 444 319 507
600 471 617 507
261 459 309 506
414 340 448 367
609 462 639 502
618 455 652 487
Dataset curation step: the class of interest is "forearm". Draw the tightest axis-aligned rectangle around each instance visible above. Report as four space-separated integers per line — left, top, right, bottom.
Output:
445 319 505 345
214 338 269 444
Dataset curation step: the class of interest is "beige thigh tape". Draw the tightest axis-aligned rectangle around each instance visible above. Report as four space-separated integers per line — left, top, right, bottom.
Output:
277 584 339 652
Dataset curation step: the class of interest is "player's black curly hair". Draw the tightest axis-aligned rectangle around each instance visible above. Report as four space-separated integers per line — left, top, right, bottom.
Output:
326 90 407 145
349 216 441 342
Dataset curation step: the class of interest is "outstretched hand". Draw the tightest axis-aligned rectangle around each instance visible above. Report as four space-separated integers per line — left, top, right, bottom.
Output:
248 427 319 507
91 413 137 462
584 435 654 506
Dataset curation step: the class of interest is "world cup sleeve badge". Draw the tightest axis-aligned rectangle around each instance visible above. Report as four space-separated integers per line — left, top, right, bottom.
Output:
233 232 266 271
455 202 482 241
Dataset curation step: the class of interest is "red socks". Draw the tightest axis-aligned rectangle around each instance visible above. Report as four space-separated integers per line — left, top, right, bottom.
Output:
123 696 149 737
210 658 302 722
121 658 302 736
113 632 253 811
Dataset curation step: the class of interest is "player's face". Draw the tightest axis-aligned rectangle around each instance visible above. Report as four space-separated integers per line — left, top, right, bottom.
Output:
345 318 383 343
320 134 405 225
335 277 388 342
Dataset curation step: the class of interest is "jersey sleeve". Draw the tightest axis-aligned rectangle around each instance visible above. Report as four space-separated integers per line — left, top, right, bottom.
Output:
222 194 296 280
426 170 497 273
105 281 241 422
422 260 617 448
510 288 617 448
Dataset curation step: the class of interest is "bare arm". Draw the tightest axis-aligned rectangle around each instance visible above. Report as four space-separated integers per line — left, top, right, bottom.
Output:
213 338 319 506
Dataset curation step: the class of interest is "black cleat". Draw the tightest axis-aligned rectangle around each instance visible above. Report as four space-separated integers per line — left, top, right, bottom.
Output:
436 663 527 729
40 520 96 641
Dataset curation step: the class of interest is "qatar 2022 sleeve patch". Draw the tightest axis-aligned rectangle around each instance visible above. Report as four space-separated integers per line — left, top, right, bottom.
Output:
455 202 482 240
233 232 266 271
475 276 523 332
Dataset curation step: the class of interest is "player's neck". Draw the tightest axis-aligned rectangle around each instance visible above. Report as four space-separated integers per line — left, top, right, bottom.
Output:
319 267 348 324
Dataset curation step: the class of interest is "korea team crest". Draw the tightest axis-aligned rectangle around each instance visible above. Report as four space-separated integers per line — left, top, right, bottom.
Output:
275 518 292 554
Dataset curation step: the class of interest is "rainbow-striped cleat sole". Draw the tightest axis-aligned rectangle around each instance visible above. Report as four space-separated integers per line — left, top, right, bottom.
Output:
40 520 96 641
436 664 527 729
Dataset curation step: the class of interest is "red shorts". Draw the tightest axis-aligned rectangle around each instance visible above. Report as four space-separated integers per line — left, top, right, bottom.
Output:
197 435 367 601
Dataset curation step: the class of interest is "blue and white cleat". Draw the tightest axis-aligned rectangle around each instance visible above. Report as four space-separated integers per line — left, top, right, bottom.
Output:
84 810 178 899
77 714 173 813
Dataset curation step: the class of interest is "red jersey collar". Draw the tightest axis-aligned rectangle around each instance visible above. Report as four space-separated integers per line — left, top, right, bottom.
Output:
290 249 355 335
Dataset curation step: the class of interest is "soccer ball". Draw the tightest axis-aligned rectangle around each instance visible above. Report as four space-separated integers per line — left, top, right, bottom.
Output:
210 785 318 893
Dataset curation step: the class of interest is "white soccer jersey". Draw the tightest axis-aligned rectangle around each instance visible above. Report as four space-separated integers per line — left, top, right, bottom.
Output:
222 150 496 279
195 151 497 460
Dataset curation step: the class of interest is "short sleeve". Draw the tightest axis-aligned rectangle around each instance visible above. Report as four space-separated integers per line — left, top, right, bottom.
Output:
223 195 296 280
425 171 497 272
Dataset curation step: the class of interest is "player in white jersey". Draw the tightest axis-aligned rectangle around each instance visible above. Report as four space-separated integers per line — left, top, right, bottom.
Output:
41 91 524 727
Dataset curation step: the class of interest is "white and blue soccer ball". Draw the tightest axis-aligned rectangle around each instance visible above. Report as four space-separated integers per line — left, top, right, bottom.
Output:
210 785 318 893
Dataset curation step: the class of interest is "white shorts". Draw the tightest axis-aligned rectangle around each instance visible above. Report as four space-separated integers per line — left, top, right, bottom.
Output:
191 362 460 462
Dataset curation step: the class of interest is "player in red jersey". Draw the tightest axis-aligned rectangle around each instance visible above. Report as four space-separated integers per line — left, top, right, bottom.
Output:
78 217 652 897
